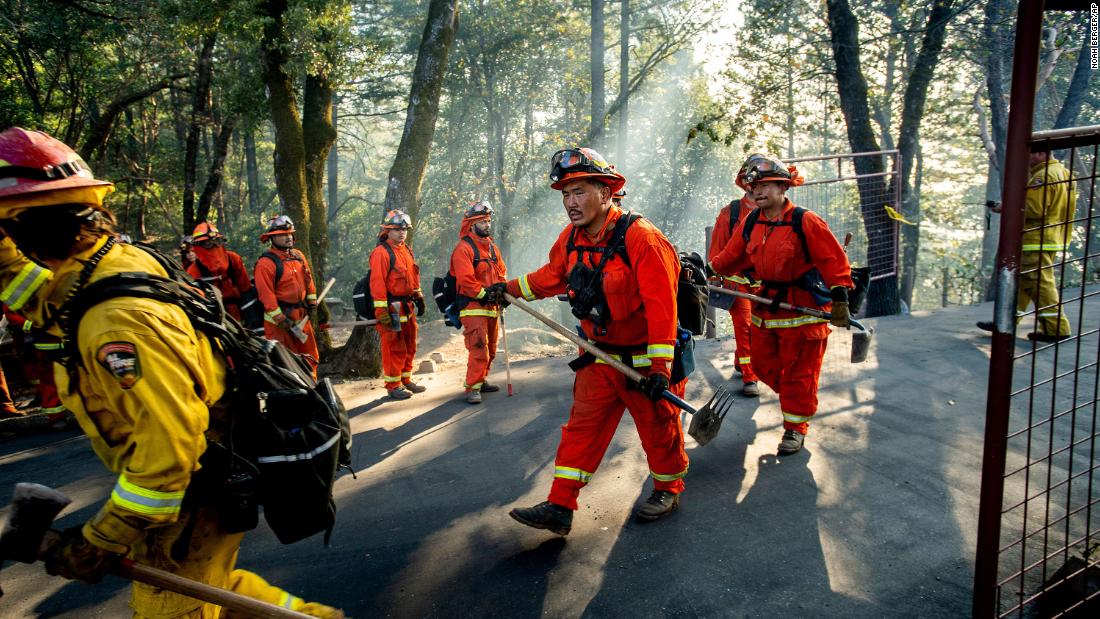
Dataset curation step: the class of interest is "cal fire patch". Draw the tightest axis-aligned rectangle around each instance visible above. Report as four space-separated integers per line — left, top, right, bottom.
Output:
96 342 142 389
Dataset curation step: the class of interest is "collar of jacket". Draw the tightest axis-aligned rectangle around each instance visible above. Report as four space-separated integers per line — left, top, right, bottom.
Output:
581 204 624 244
757 198 795 223
39 235 115 337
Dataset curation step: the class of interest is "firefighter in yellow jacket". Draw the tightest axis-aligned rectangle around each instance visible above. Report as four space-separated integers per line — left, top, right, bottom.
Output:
978 150 1075 341
0 127 342 617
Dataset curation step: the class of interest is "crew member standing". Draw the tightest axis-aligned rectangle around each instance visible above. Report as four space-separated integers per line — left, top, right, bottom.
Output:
370 209 426 399
186 221 254 321
710 156 853 455
0 127 343 617
708 154 766 397
449 200 507 404
254 215 320 374
489 147 689 534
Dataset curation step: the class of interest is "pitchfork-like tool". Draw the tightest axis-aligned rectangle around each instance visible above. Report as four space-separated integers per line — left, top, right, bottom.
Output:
503 293 736 445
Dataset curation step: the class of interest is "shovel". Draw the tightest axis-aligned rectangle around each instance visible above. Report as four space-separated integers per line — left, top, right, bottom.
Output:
708 285 873 363
503 293 735 446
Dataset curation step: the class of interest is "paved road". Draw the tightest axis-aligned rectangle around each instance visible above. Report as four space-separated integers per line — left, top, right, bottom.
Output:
2 301 1030 618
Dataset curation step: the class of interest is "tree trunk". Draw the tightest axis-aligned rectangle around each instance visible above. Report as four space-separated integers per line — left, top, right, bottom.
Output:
618 0 629 165
245 129 261 213
980 0 1011 300
259 0 310 259
183 30 218 232
196 117 236 225
825 0 899 316
1053 32 1094 130
896 0 953 308
591 0 605 146
303 74 337 355
327 95 340 258
329 0 459 378
80 75 186 162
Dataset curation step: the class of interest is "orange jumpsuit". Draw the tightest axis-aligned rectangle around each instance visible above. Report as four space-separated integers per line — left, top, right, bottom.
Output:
369 237 421 391
187 245 253 321
3 307 65 421
505 206 689 511
450 219 507 391
253 247 319 372
711 199 853 435
708 197 760 384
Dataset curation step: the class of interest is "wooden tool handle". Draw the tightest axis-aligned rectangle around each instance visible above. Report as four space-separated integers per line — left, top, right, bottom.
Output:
503 293 644 382
118 560 311 618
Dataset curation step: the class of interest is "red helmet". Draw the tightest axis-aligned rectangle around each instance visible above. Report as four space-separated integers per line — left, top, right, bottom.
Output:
549 147 626 193
191 221 224 243
0 128 113 215
741 156 805 188
260 214 295 241
735 153 769 191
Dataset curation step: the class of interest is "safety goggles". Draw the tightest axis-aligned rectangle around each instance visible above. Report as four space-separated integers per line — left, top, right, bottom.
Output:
737 154 769 179
267 215 293 231
382 210 411 228
466 200 493 217
742 157 791 185
550 148 614 182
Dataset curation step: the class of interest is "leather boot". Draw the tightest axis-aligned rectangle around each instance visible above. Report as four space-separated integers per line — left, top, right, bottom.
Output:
403 382 427 393
480 382 500 393
777 429 805 455
509 501 572 535
635 490 680 521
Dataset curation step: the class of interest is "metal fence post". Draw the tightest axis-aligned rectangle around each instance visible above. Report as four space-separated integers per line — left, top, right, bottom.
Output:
705 225 716 339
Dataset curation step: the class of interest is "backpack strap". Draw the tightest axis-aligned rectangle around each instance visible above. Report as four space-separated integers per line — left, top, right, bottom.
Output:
566 211 642 268
258 251 284 286
727 199 743 236
741 206 812 263
379 239 398 273
461 236 485 265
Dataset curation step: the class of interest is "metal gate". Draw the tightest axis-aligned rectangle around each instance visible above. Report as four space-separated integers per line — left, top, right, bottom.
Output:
973 2 1100 616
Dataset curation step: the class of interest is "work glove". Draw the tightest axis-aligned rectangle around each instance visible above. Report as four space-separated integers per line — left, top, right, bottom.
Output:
637 371 670 402
414 297 426 317
42 526 119 584
829 286 850 328
486 282 510 307
704 262 719 279
375 308 392 327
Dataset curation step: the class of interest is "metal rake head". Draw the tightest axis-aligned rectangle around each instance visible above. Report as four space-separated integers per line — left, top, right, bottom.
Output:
687 385 737 447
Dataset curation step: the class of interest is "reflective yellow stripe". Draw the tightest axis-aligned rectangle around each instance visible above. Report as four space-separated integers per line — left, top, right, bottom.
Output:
21 320 33 333
1 262 51 311
401 372 412 378
554 466 593 483
519 275 536 301
42 405 66 415
475 288 487 299
307 293 317 300
783 411 814 424
373 300 388 308
382 374 401 382
465 381 483 390
1037 311 1064 317
750 314 829 329
110 474 184 517
459 308 499 318
738 356 751 364
651 466 688 482
647 344 674 359
278 592 300 609
33 342 63 350
399 315 409 323
596 355 651 368
1021 243 1068 252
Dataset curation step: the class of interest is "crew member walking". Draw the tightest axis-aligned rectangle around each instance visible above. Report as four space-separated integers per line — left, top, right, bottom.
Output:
449 200 507 404
0 127 342 617
370 209 426 399
490 147 689 534
708 154 766 397
254 215 320 374
710 156 853 455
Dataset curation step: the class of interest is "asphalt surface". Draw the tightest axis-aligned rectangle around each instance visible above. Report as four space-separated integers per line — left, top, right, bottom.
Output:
4 298 1093 618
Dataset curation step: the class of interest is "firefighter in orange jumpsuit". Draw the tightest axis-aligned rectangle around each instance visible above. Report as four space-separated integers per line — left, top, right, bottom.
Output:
489 147 689 534
253 215 320 374
0 127 342 617
710 156 853 455
370 209 425 399
449 200 507 404
3 305 67 428
186 221 255 322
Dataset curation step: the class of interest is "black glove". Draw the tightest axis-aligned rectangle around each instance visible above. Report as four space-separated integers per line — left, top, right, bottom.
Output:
638 372 670 402
414 297 426 317
486 283 510 307
705 262 719 279
42 526 119 584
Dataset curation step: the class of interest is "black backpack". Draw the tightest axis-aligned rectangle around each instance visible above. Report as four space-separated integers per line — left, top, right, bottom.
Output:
59 241 351 545
353 241 401 320
432 236 498 330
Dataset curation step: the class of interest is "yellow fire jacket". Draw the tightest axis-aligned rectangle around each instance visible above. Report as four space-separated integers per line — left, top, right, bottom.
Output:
1022 158 1076 252
0 235 226 553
